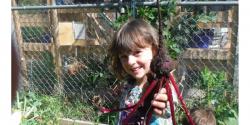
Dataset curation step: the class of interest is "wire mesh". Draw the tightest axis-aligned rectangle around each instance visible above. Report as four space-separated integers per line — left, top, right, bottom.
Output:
12 0 238 124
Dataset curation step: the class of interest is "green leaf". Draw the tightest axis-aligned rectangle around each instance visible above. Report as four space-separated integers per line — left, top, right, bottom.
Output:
224 117 238 125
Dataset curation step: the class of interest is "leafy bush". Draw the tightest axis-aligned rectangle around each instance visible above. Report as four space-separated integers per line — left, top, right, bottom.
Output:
12 91 101 125
12 91 62 125
183 67 238 125
111 0 201 59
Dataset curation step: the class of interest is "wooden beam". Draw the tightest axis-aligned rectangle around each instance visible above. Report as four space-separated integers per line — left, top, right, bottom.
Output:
49 0 64 95
181 48 230 72
12 0 29 89
19 13 50 27
23 43 53 51
227 6 238 84
182 48 229 60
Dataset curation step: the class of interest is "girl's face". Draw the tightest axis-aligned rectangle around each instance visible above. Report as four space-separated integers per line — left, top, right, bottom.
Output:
119 46 155 83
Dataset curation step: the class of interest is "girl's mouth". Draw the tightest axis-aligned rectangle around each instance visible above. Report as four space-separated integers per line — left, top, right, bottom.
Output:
131 67 142 73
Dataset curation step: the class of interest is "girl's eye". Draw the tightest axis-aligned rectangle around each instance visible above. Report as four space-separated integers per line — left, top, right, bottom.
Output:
133 50 142 56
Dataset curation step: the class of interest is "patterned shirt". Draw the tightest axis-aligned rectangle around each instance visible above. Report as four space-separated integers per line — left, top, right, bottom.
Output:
117 81 178 125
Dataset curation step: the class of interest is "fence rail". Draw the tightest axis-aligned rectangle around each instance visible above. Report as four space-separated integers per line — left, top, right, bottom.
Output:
11 1 238 10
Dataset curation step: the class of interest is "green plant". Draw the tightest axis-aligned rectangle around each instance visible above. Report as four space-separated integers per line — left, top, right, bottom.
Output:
113 6 132 30
95 112 118 125
13 91 62 125
12 91 102 124
186 67 238 125
112 0 183 59
137 0 185 59
61 97 97 121
218 108 238 125
164 12 198 59
137 6 158 24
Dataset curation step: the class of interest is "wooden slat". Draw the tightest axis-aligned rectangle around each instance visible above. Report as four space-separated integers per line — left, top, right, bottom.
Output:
181 48 230 71
23 43 53 51
227 6 238 84
196 22 223 29
182 59 228 71
19 13 50 27
59 39 100 46
19 13 49 21
20 22 49 27
12 0 29 88
49 0 64 95
182 48 229 60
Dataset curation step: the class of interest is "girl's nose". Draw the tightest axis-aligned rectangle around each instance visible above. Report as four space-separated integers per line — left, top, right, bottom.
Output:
127 55 136 65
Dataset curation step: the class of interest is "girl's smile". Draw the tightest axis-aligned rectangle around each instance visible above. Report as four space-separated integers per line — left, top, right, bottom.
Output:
119 47 154 84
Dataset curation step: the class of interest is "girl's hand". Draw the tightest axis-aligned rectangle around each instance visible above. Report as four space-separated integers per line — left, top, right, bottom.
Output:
151 88 168 116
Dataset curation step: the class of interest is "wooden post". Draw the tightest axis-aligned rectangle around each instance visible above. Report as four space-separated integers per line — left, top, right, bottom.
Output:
12 0 29 90
227 6 238 84
216 10 223 29
48 0 64 95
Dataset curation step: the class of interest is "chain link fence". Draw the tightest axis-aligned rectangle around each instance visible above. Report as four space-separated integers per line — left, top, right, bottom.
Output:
12 0 238 124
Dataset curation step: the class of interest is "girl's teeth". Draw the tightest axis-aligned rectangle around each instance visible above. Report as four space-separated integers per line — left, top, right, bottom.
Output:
132 67 140 71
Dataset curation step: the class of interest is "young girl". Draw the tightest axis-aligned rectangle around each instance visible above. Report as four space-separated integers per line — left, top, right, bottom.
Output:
109 19 177 124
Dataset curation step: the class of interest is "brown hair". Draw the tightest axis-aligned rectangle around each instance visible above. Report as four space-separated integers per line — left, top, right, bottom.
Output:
109 19 159 79
182 108 216 125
